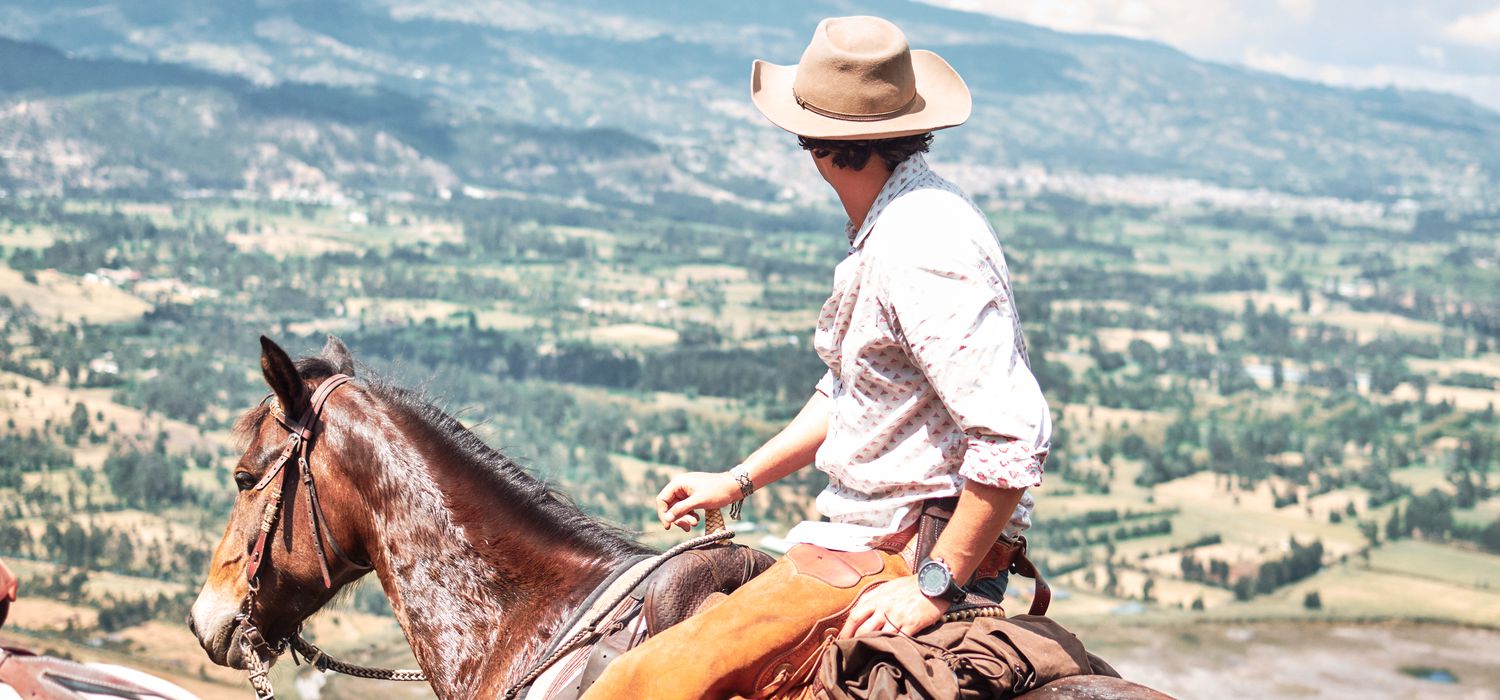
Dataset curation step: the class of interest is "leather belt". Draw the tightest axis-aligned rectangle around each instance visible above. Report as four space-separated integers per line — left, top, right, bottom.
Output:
873 497 1050 615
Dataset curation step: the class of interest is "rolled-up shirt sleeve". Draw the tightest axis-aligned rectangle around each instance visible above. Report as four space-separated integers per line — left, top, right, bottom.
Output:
878 238 1051 490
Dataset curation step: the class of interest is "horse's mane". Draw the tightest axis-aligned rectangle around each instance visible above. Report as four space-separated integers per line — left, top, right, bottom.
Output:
236 356 649 560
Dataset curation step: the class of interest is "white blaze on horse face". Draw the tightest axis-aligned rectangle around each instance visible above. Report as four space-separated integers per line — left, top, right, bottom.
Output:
191 519 253 665
189 583 242 662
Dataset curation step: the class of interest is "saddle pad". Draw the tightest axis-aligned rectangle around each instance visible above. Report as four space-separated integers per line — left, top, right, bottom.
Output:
0 649 201 700
525 557 659 699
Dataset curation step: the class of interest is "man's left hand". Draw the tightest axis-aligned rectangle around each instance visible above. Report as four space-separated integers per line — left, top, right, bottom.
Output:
839 575 949 639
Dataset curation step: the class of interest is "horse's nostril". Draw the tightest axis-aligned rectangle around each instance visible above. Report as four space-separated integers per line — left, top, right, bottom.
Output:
186 614 197 636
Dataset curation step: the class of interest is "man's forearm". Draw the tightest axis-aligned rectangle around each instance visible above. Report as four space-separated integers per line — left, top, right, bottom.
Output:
929 481 1025 584
738 391 830 489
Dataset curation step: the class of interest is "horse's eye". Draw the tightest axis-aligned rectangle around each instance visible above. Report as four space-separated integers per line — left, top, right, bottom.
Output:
234 472 257 492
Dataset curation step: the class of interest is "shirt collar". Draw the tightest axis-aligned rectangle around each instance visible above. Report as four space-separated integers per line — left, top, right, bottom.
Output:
848 153 931 250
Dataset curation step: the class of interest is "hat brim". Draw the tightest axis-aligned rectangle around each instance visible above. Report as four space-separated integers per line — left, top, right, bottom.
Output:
750 50 971 140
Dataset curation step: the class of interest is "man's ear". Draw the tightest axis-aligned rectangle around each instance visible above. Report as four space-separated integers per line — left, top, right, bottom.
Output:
321 334 355 376
260 336 308 420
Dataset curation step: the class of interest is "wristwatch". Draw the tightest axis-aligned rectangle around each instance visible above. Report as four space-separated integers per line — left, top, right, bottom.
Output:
916 556 967 604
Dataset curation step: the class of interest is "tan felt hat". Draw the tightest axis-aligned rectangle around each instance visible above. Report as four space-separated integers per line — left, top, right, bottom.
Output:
751 15 971 140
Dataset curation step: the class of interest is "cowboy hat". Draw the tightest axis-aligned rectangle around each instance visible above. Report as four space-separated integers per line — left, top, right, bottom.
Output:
751 16 971 140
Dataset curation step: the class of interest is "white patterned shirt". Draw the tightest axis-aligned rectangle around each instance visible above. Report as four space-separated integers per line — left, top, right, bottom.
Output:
784 154 1049 552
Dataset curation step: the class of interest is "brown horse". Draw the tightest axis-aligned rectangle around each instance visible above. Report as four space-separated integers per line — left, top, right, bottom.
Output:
189 337 1171 699
189 336 652 698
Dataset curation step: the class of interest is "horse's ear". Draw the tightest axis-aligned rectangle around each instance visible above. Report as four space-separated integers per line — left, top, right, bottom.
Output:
321 334 355 376
260 336 308 419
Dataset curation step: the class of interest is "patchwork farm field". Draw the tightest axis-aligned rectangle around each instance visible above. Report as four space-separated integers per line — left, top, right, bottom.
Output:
1 187 1497 697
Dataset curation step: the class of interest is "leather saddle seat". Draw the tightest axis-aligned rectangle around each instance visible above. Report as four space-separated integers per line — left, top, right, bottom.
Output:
0 647 181 699
641 543 776 637
554 543 776 699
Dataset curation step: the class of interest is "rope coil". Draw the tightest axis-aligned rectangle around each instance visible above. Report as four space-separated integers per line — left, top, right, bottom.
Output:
940 604 1006 623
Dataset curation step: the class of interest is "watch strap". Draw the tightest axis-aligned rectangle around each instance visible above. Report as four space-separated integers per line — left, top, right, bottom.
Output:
919 557 967 604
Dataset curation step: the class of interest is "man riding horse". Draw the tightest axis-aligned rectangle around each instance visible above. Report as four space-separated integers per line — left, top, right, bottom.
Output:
582 15 1051 698
187 15 1172 700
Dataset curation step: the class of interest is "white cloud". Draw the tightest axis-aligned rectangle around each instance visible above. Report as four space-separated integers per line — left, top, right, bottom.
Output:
923 0 1246 53
1418 45 1447 68
1277 0 1317 22
920 0 1500 114
1243 48 1500 111
1446 4 1500 46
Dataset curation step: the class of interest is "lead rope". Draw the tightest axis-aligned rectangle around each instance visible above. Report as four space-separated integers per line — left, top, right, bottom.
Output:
240 629 427 699
289 636 427 681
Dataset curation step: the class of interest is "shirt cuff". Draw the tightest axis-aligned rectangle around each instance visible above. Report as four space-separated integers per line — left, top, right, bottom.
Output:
959 434 1045 490
815 370 841 397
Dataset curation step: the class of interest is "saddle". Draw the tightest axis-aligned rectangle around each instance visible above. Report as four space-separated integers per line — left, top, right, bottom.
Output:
641 544 776 636
525 541 775 699
0 647 180 699
529 499 1051 699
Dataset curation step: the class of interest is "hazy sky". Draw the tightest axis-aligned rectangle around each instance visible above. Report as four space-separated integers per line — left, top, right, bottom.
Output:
922 0 1500 112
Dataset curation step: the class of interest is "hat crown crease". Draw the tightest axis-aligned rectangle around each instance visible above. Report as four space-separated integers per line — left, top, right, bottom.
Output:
793 16 917 119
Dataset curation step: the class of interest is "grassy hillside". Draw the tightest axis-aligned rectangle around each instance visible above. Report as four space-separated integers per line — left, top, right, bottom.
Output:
0 3 1498 697
0 181 1497 695
1 1 1499 200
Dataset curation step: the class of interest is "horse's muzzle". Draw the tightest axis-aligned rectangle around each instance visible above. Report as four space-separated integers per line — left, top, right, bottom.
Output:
189 591 249 669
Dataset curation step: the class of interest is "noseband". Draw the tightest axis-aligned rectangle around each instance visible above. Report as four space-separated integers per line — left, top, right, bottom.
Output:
235 373 373 696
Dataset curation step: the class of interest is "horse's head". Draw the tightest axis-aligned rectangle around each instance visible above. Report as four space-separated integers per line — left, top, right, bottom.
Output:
190 335 372 669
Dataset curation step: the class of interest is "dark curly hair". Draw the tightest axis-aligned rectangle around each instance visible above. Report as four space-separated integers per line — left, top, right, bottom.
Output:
797 133 934 171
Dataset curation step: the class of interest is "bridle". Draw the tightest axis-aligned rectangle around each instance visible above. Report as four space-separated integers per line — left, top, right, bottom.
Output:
233 373 379 697
218 371 735 699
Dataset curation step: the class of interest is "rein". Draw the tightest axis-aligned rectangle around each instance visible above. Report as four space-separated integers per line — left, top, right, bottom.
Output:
233 374 425 698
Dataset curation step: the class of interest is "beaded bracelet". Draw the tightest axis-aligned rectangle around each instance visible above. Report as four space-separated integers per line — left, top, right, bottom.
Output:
728 464 754 520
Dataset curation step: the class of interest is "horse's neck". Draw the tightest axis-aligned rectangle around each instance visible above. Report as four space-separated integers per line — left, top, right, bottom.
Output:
354 411 631 698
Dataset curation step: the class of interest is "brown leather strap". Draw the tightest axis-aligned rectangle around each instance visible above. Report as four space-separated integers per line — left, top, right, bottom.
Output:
300 375 369 579
245 374 367 590
251 438 296 491
244 477 288 584
1008 546 1050 616
307 464 365 574
874 498 1049 615
913 498 957 568
302 464 336 589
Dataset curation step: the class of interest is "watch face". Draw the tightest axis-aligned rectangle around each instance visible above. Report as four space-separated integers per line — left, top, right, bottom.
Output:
917 561 949 596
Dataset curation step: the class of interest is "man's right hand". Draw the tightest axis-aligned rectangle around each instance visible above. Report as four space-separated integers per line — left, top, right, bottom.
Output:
656 471 742 531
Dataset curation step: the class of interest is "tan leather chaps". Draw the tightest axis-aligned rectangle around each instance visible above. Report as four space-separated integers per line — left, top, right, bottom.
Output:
579 546 909 700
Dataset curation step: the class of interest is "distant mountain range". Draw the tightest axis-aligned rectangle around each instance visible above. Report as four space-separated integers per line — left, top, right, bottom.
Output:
2 0 1498 204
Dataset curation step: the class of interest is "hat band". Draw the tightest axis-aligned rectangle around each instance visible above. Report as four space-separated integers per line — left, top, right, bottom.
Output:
793 88 916 122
